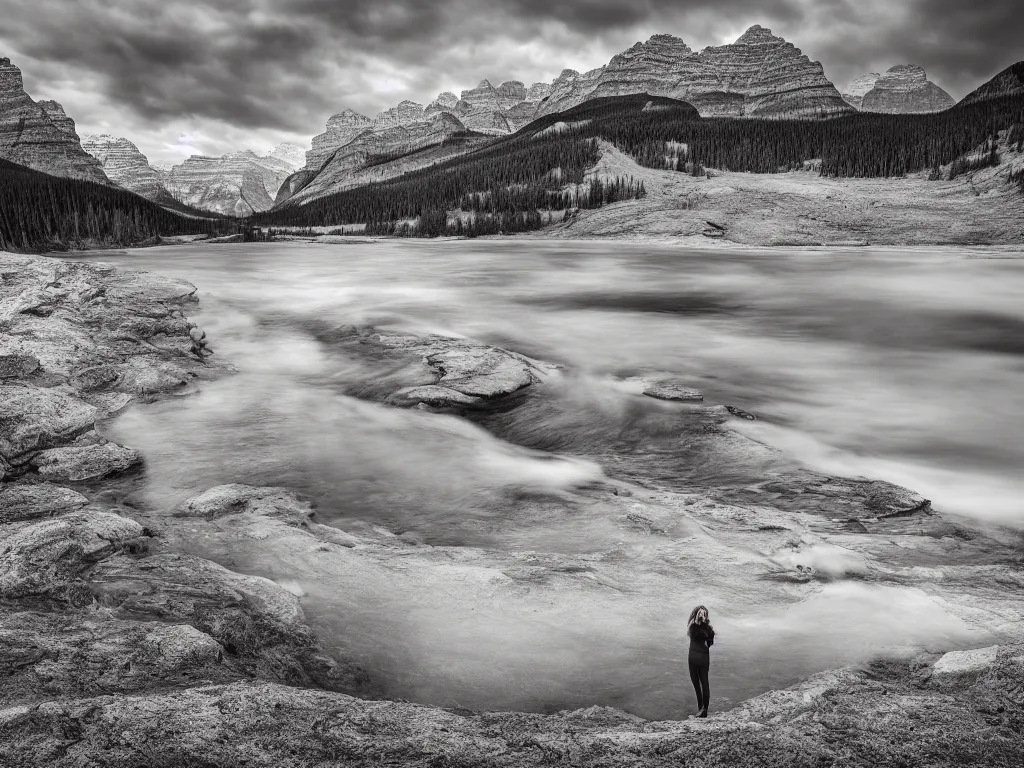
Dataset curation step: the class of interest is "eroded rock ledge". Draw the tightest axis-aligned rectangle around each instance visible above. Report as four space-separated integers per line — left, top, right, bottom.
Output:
1 252 1022 766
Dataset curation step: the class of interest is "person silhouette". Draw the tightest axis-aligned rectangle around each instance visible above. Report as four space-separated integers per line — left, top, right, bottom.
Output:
687 604 715 717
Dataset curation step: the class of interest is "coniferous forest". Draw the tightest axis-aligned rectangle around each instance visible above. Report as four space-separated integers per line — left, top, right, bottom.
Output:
254 92 1024 236
0 158 228 252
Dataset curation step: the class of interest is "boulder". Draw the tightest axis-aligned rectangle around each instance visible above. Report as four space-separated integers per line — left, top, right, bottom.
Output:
0 386 97 469
933 645 1000 676
30 441 141 482
176 484 314 524
0 512 144 603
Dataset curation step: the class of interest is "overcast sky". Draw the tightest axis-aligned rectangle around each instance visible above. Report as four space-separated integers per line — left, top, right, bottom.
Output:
2 0 1021 166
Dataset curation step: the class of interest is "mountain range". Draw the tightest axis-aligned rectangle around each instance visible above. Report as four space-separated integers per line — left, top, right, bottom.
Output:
2 28 1022 223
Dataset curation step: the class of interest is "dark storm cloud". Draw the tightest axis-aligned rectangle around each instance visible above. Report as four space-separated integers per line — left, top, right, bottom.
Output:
821 0 1024 96
0 0 1020 162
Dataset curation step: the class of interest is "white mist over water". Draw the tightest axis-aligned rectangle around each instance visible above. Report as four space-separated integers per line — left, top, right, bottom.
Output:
73 242 1023 717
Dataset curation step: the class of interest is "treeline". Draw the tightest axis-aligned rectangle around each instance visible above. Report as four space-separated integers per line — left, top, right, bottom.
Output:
0 159 226 252
1008 123 1024 152
360 177 645 238
367 210 555 238
525 94 1024 178
459 176 645 213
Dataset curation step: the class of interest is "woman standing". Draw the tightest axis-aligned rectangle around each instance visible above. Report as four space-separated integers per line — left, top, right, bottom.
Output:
687 604 715 717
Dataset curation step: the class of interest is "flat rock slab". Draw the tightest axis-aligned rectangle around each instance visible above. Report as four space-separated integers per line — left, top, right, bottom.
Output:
396 385 483 407
641 380 704 402
0 483 89 524
933 645 999 676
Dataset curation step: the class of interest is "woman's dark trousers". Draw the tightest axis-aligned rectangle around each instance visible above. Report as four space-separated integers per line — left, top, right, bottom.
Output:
688 651 710 711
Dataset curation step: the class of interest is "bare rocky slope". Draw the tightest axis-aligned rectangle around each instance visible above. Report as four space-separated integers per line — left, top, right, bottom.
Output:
81 134 170 201
1 251 1022 766
0 57 109 184
279 112 484 206
160 148 304 216
849 65 955 113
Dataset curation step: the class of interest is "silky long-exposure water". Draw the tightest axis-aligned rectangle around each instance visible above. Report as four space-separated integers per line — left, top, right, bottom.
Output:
71 241 1024 718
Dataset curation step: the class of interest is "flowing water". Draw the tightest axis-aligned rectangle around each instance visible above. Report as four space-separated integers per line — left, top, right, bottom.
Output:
71 241 1024 718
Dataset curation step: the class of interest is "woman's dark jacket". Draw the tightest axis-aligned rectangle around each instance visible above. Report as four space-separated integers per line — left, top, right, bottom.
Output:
688 623 715 654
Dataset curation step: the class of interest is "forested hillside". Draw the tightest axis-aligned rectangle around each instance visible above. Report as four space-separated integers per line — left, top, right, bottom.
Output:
0 159 226 252
254 96 694 232
254 88 1024 236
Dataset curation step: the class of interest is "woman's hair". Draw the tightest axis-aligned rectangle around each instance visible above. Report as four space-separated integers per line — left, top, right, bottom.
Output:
687 605 712 631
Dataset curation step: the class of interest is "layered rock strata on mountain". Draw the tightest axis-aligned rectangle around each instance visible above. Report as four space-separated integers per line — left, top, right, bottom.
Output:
527 82 552 102
859 65 954 113
304 108 373 171
495 80 528 108
162 151 296 216
450 79 539 135
304 78 558 184
373 100 426 130
842 73 881 109
36 100 76 135
537 26 852 118
425 91 459 117
959 61 1024 105
81 134 168 200
266 142 306 169
0 57 109 183
282 112 469 205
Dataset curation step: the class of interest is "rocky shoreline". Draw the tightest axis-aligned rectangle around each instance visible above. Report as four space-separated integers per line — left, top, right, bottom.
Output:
1 251 1022 766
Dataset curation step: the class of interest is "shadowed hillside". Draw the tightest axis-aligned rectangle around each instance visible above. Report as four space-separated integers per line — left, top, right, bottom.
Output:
0 158 227 251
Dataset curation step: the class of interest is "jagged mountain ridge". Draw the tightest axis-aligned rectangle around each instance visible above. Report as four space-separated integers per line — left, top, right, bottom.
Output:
535 26 853 118
303 25 851 180
0 57 109 184
287 25 852 208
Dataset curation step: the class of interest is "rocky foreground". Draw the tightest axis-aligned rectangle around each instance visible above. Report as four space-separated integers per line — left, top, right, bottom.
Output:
1 252 1022 766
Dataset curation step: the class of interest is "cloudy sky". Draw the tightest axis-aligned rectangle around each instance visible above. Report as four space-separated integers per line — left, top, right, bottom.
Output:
2 0 1021 166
